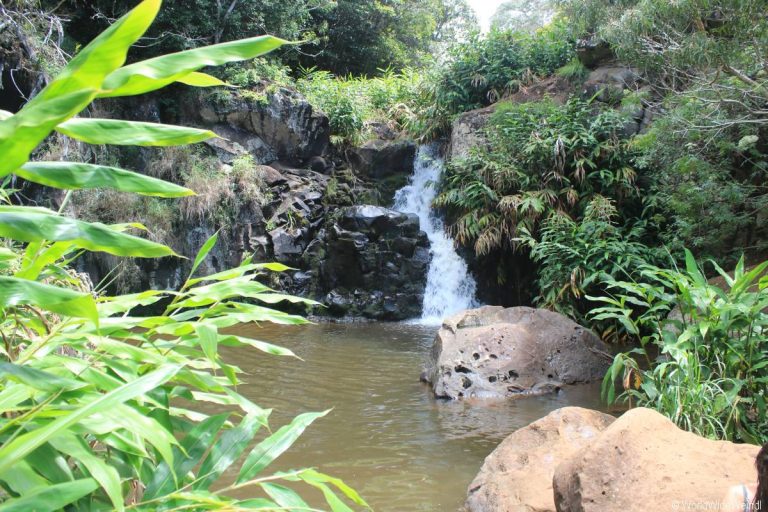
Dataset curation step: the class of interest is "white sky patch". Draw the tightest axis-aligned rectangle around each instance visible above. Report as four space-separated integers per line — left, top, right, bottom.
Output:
467 0 507 32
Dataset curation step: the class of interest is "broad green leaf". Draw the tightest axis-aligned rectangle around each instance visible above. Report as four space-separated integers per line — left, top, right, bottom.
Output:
196 323 219 365
56 118 216 147
143 413 230 500
177 72 229 88
0 0 161 177
0 276 97 323
261 483 311 509
16 162 193 197
0 365 180 475
0 362 86 392
0 110 11 121
219 335 298 358
0 206 177 257
195 413 263 490
0 478 98 512
100 35 288 97
0 90 96 178
186 262 290 286
50 434 124 512
237 410 329 484
189 231 219 280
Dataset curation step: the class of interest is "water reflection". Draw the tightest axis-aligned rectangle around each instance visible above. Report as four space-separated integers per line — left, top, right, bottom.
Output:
218 322 605 511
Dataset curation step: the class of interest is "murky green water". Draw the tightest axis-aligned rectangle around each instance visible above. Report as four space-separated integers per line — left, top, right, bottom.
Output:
220 322 604 511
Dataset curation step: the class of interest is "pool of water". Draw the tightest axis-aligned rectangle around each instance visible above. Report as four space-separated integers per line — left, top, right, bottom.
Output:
220 322 605 511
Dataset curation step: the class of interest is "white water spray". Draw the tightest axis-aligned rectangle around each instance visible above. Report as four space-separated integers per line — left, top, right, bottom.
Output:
394 144 479 324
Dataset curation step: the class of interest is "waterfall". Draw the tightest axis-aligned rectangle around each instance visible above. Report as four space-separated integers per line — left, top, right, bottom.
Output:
393 144 479 324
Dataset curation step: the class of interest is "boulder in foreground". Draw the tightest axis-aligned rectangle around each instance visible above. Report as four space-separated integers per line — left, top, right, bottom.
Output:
553 407 760 512
466 407 615 512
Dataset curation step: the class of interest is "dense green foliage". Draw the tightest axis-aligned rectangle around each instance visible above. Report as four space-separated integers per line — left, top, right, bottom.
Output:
50 0 478 76
593 253 768 444
425 22 573 121
437 97 641 256
0 2 365 509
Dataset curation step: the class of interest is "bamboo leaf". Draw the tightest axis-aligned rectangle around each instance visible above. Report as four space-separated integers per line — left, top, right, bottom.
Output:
0 365 180 475
100 35 288 97
0 0 161 177
0 478 99 512
189 231 219 279
16 162 193 197
143 413 229 500
194 413 263 490
50 435 124 512
0 276 97 323
56 118 216 147
237 411 329 484
0 206 177 257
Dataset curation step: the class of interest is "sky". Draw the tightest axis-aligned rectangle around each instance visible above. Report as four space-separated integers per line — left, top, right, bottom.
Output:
466 0 507 31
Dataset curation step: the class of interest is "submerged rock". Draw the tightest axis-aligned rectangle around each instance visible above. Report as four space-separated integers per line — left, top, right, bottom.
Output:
422 306 610 399
466 407 615 512
553 407 760 512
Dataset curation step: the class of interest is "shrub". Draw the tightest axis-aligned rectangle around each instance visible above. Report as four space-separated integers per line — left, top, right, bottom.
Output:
518 196 659 339
592 251 768 444
0 2 365 510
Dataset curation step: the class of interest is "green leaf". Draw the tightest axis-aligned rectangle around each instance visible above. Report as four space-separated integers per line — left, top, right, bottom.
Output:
56 118 216 147
0 276 97 323
0 478 98 512
196 323 219 365
143 413 230 500
0 365 180 475
195 413 264 490
0 206 177 257
0 0 161 177
0 362 86 392
237 410 329 484
50 434 124 512
16 162 193 197
100 35 288 97
261 483 310 509
189 231 219 279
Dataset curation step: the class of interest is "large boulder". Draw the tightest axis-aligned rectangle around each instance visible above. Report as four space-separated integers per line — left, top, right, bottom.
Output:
302 205 430 320
195 87 330 165
553 408 761 512
423 306 611 399
466 407 616 512
347 139 416 204
449 105 496 161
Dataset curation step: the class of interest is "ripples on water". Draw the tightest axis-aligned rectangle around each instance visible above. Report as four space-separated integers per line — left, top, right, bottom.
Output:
219 322 605 511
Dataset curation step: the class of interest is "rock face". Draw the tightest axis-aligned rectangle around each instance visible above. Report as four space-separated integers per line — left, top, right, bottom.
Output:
466 407 616 512
347 139 416 203
449 105 496 161
302 205 430 320
423 306 610 399
194 87 330 165
553 408 761 512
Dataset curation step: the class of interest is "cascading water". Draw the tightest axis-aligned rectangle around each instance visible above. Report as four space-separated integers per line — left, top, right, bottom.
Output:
394 144 478 324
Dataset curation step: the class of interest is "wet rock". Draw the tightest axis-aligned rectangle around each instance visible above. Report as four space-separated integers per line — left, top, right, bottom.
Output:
423 306 611 399
269 227 306 263
347 139 416 203
576 36 615 69
194 87 330 164
553 407 760 512
583 66 641 103
307 205 430 320
466 407 616 512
